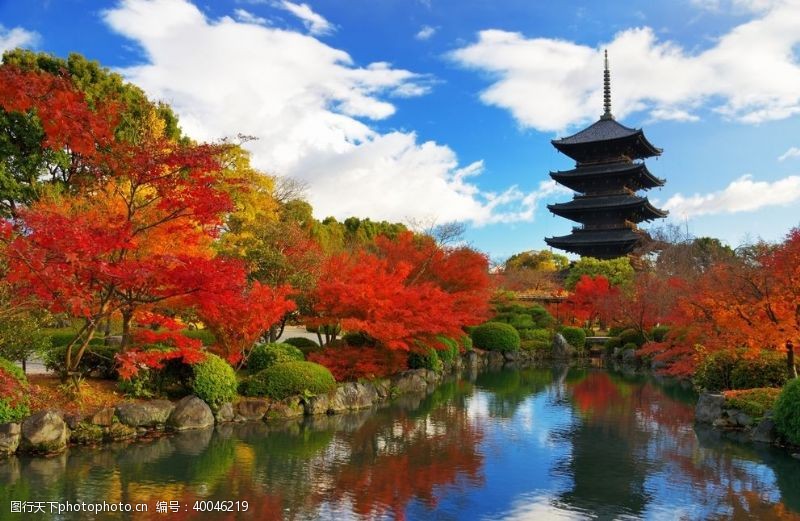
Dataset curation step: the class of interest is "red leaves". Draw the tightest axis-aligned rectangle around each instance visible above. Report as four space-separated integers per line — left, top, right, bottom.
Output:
198 280 296 366
563 275 619 325
308 231 490 352
308 344 408 381
0 66 117 155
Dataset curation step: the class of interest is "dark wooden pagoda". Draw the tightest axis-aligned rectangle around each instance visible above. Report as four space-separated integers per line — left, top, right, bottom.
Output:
545 51 667 259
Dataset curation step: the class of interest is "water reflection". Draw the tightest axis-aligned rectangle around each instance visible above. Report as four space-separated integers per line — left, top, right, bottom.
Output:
2 367 799 520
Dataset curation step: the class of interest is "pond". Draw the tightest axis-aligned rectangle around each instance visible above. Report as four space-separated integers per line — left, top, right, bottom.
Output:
2 365 799 520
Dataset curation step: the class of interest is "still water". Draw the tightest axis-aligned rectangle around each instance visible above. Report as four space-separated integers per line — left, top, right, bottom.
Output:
2 366 799 520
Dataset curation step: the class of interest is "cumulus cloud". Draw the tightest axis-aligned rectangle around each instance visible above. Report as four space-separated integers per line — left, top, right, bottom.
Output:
103 0 554 225
415 25 437 40
277 1 334 36
0 25 39 54
778 146 800 161
450 0 800 131
663 174 800 218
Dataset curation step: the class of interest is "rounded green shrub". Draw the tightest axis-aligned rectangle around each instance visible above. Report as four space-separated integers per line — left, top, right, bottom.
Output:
239 361 336 400
774 378 800 445
510 314 535 330
408 347 443 373
521 340 551 352
283 337 321 355
622 342 638 351
619 329 646 347
560 327 586 349
528 305 556 328
435 337 459 363
695 349 788 392
460 335 473 351
192 353 238 408
650 325 671 343
248 343 304 373
730 351 787 389
0 357 30 423
605 336 622 352
471 322 520 352
181 328 217 346
608 326 627 337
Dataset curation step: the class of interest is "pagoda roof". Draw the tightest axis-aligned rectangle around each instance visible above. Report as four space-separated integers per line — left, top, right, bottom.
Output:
551 118 662 162
550 161 665 190
545 228 644 258
547 194 667 222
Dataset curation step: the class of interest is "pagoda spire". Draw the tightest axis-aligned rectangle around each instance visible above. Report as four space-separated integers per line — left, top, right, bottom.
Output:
601 49 613 120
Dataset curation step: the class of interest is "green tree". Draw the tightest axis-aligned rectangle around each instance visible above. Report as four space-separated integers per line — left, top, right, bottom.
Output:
0 49 182 217
505 250 569 272
565 257 634 290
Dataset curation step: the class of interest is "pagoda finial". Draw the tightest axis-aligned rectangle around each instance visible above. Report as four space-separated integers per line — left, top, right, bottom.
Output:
601 49 613 120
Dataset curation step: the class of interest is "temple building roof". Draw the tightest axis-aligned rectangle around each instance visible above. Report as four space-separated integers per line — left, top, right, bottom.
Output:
544 228 644 258
547 194 667 222
550 161 665 191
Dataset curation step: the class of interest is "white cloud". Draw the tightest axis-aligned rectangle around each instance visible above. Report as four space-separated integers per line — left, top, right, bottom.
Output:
278 1 333 36
778 146 800 161
0 25 39 54
234 8 267 26
663 174 800 218
103 0 552 226
415 25 436 41
450 0 800 131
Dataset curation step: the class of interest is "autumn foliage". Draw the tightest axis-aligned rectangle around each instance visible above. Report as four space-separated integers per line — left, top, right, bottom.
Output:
309 231 490 351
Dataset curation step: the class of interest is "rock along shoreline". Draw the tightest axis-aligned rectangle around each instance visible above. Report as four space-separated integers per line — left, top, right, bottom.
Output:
0 347 546 458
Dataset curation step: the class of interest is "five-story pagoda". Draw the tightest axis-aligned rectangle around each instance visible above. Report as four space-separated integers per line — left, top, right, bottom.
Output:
545 51 667 259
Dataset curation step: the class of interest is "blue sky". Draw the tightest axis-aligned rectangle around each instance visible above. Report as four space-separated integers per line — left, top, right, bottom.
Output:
2 0 800 260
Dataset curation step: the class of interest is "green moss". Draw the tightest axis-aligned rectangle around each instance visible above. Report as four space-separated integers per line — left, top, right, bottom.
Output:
561 327 586 349
71 423 104 444
724 388 781 419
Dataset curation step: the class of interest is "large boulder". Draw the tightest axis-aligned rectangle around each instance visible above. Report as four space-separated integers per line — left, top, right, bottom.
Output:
234 398 270 422
0 423 21 455
266 397 305 420
215 402 235 424
391 371 428 395
752 418 777 444
88 407 116 427
337 382 378 410
116 400 175 428
20 411 69 453
552 334 574 359
695 393 725 424
167 396 214 431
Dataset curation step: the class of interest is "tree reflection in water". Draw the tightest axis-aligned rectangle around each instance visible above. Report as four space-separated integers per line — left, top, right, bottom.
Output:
2 367 800 520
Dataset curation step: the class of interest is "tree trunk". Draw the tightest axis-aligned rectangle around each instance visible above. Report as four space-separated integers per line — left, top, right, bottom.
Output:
788 341 797 379
268 325 278 343
103 317 112 345
120 309 133 351
21 357 26 374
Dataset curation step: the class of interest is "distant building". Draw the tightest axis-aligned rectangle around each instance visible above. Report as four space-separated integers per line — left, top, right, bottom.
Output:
545 51 667 259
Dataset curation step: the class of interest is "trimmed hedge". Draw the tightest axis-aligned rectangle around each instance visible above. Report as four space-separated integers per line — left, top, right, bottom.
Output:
248 343 304 373
694 349 788 392
471 322 520 352
0 357 30 423
605 337 622 355
239 361 336 400
619 329 646 347
192 353 238 408
774 378 800 445
283 337 321 355
408 347 443 373
436 337 460 363
650 325 670 343
560 327 586 349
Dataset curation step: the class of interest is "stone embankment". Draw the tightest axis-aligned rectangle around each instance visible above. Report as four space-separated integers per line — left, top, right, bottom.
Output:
0 348 546 458
694 393 783 446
